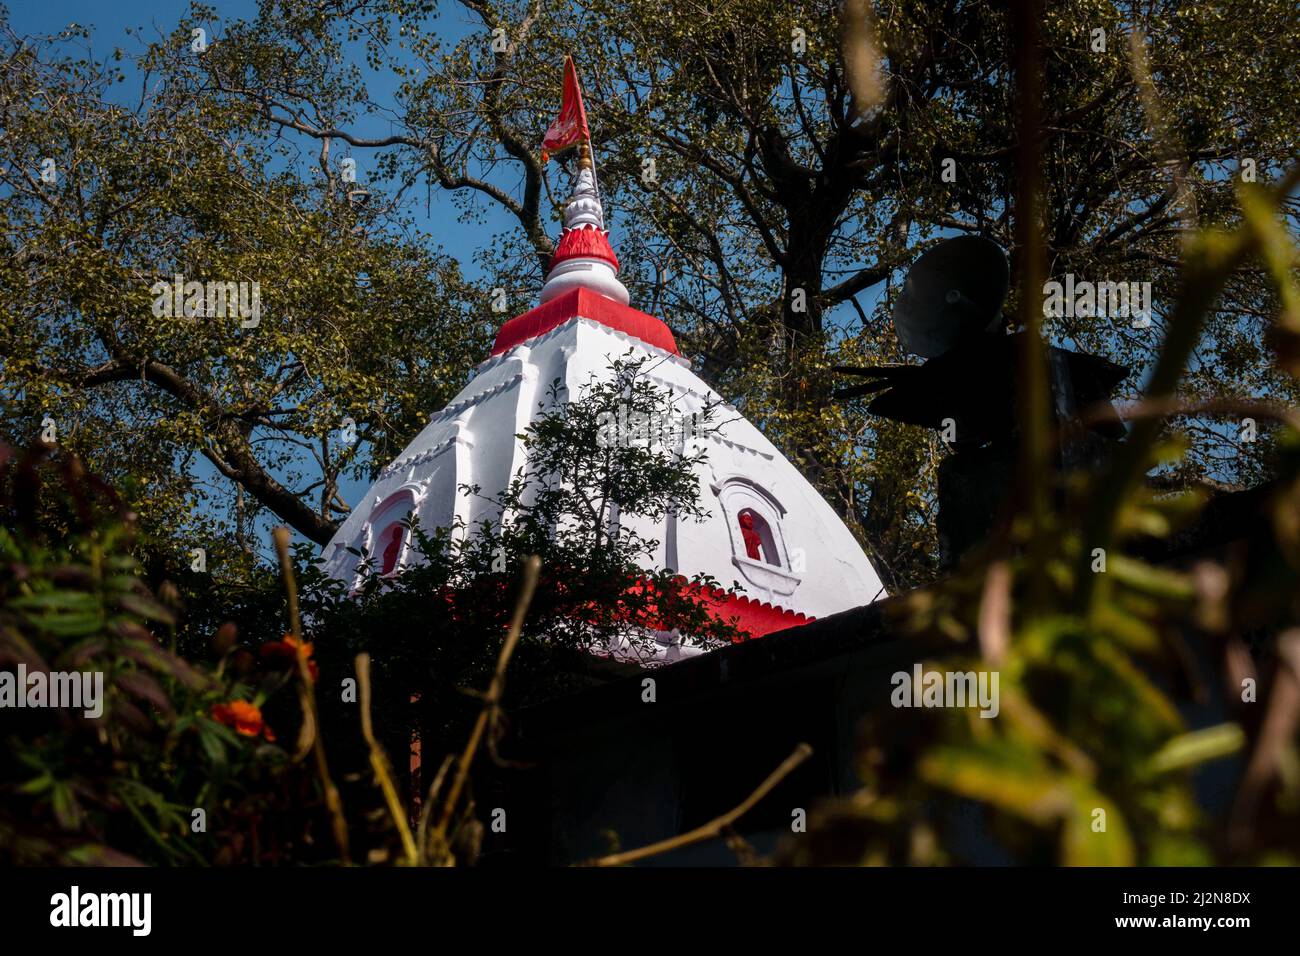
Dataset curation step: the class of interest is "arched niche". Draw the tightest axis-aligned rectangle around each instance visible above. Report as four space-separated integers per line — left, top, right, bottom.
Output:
363 488 420 579
711 476 801 597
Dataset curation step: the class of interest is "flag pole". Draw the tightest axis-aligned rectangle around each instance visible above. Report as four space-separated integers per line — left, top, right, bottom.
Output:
586 134 602 212
572 55 600 212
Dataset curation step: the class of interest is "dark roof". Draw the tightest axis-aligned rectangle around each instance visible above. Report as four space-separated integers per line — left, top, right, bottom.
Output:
517 597 938 733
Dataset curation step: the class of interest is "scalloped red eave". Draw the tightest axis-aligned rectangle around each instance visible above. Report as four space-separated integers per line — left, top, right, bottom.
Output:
490 287 681 357
686 582 815 639
550 225 620 269
628 577 815 640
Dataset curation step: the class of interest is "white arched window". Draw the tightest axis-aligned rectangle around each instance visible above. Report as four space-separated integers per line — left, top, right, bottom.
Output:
364 491 418 578
713 477 801 600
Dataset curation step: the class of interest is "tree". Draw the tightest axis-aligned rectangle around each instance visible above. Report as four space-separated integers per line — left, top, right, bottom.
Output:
173 0 1300 587
0 17 490 550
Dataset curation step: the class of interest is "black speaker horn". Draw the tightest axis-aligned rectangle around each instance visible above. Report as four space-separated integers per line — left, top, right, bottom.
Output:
891 235 1009 358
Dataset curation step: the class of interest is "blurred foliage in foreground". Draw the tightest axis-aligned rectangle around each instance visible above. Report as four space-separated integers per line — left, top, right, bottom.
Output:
0 442 316 864
778 9 1300 863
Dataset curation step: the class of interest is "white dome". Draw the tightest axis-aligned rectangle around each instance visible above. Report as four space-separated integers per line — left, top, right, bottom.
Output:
322 293 886 655
322 152 886 661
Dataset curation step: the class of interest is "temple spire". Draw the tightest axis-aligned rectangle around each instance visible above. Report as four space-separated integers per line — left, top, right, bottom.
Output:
538 71 629 306
562 143 604 232
539 142 628 305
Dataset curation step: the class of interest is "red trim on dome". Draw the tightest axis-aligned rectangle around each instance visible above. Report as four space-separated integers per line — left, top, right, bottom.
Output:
490 286 680 357
622 576 814 640
677 580 815 639
550 225 620 270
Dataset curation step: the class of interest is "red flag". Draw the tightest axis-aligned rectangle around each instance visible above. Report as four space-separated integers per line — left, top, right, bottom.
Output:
541 56 590 163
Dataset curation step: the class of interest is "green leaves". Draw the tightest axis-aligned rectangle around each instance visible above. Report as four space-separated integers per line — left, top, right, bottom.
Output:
917 743 1137 865
918 745 1073 827
8 591 106 638
0 443 299 865
1147 724 1246 776
1 16 488 549
1239 181 1300 374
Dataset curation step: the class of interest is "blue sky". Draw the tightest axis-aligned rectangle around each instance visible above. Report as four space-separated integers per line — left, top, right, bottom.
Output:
8 0 508 284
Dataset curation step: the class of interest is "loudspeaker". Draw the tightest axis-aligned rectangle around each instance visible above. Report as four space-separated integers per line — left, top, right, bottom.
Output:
892 235 1009 358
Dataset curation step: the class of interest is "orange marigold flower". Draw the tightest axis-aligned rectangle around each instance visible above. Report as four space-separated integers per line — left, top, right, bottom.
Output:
260 634 320 682
211 700 275 741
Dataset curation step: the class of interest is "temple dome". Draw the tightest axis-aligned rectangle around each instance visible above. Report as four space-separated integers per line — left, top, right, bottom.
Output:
322 135 886 663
